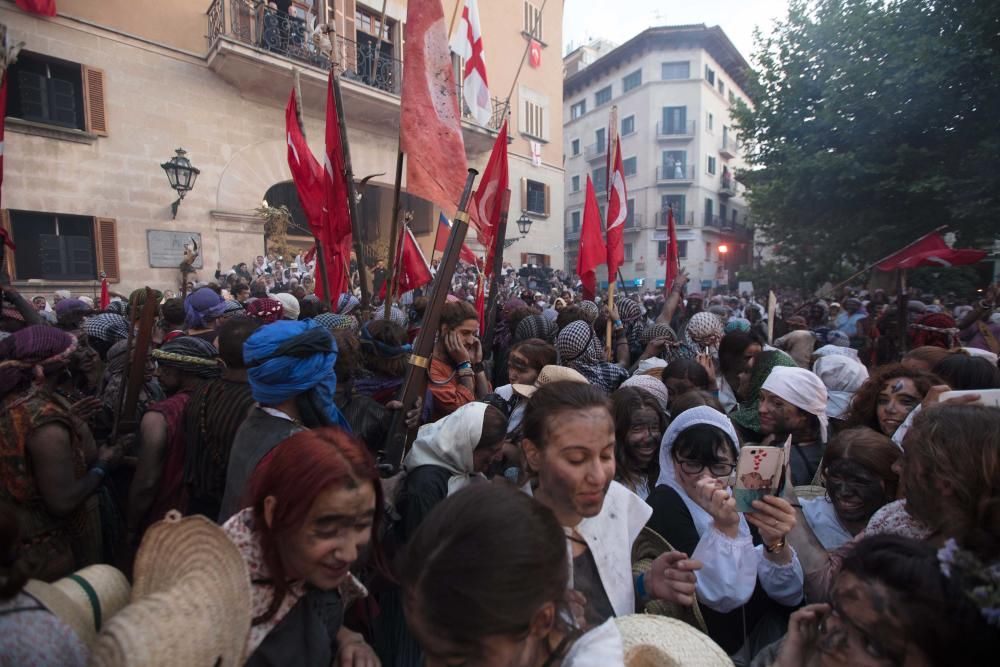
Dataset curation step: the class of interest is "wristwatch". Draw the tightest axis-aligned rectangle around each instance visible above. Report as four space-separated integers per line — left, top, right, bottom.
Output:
472 362 485 374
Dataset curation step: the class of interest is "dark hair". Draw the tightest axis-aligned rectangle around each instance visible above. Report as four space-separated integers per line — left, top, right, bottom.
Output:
845 363 939 431
556 305 585 331
902 346 953 371
250 280 268 298
671 423 738 465
840 535 1000 665
332 330 362 383
439 300 478 330
718 331 758 376
903 404 1000 561
522 381 610 448
217 318 261 369
510 338 557 374
822 427 899 499
161 298 186 327
932 353 1000 390
360 319 409 378
661 358 711 390
611 387 665 490
298 298 319 320
478 404 509 452
671 390 725 415
232 282 249 295
399 484 568 654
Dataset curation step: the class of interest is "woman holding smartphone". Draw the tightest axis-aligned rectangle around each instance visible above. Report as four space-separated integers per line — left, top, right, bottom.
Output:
646 405 804 656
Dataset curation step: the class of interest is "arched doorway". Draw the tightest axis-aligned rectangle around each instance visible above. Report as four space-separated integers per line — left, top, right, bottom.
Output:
262 181 314 260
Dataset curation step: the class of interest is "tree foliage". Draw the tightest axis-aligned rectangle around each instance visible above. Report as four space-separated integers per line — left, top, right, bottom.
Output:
733 0 1000 289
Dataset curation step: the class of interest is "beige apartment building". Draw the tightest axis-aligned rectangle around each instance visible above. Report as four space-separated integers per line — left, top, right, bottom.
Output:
563 26 754 291
0 0 564 296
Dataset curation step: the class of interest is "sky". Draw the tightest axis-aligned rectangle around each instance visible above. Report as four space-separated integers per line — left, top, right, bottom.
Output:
562 0 790 64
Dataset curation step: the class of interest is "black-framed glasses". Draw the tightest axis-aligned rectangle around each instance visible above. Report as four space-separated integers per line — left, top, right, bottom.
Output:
676 459 735 477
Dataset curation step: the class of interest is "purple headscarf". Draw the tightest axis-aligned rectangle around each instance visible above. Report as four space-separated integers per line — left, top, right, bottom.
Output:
184 287 226 329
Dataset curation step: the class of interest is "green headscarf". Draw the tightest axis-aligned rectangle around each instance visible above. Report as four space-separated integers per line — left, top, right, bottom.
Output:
730 349 798 435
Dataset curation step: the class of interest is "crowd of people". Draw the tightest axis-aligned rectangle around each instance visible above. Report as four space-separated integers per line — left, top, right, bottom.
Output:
1 259 999 666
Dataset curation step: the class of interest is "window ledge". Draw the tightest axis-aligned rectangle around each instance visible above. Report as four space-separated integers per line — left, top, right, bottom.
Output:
12 279 113 289
525 211 549 219
520 132 548 144
521 32 548 48
6 117 99 145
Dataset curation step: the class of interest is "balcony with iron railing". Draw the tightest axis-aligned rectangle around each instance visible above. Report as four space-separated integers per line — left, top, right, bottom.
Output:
719 135 740 159
624 213 643 232
656 210 696 227
704 213 723 228
719 173 738 198
584 142 607 162
566 226 581 240
656 120 696 140
655 164 696 183
206 0 505 149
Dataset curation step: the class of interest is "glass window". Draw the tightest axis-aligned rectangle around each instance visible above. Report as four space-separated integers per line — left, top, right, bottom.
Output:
704 65 715 85
706 112 714 131
595 85 612 106
717 79 725 95
571 175 580 192
658 240 687 259
571 138 580 155
595 127 606 149
661 106 687 134
661 194 686 223
7 52 86 130
592 166 607 191
707 156 717 175
621 115 635 135
622 156 637 177
571 100 586 119
10 211 96 280
526 179 547 214
623 69 642 92
571 210 581 232
661 61 690 80
624 243 633 261
626 198 635 226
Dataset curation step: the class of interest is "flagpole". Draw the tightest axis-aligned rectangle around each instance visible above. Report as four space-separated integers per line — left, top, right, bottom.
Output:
294 69 333 309
390 213 412 305
330 70 372 310
482 189 511 364
384 145 405 319
447 0 464 41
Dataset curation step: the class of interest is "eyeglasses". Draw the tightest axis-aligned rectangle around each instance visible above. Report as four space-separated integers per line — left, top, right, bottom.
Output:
676 459 736 477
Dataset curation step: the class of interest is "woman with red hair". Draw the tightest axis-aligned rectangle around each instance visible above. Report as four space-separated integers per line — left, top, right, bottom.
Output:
222 427 382 666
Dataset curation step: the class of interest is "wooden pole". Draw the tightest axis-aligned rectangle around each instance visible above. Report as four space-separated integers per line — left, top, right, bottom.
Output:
383 169 479 472
384 146 405 319
112 288 158 441
293 69 332 309
482 189 511 363
371 0 389 81
330 70 371 309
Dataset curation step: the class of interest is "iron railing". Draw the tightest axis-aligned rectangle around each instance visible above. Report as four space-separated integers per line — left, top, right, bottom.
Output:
656 210 695 227
656 120 696 138
584 142 607 162
656 164 696 181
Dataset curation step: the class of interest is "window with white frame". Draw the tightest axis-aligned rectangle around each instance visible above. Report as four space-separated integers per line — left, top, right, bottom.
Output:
707 156 717 175
594 85 612 106
661 61 690 80
571 138 580 155
519 85 549 140
570 99 586 119
571 174 580 192
621 115 635 136
622 156 637 177
570 209 581 232
623 69 642 92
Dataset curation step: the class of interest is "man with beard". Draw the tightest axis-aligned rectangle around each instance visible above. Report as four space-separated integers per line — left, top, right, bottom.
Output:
127 336 221 540
521 381 701 630
757 366 830 486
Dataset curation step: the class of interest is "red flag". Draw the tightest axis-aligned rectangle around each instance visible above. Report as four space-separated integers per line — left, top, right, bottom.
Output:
606 137 627 280
0 74 6 222
437 212 483 267
470 121 509 277
285 90 325 238
322 71 352 303
15 0 56 16
475 274 486 335
401 0 468 218
875 231 986 271
381 226 432 299
99 278 110 310
664 207 679 292
577 176 606 301
529 39 542 68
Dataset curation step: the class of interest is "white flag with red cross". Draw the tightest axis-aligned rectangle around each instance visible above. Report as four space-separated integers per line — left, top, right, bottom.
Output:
449 0 491 127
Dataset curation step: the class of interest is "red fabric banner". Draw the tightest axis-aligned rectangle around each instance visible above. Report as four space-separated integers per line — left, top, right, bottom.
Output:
876 231 986 271
285 90 325 240
605 137 627 280
470 120 509 277
664 207 679 292
577 176 606 301
401 0 468 218
99 278 110 311
15 0 56 17
322 71 352 303
381 227 432 299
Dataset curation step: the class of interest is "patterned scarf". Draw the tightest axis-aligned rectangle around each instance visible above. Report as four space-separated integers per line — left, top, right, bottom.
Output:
556 320 627 393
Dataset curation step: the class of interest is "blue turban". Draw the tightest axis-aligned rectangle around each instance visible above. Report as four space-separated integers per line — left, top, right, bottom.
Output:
185 287 227 329
725 317 751 334
243 319 351 432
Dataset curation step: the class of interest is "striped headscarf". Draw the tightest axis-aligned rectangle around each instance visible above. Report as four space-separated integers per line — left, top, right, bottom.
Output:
152 336 223 379
0 325 78 396
337 294 361 315
556 320 628 393
83 313 130 344
374 305 409 328
315 312 358 332
514 314 558 344
578 300 600 324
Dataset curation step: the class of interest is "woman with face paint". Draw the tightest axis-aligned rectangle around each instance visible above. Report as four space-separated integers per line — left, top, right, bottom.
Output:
844 364 938 437
783 427 900 583
611 387 667 500
763 535 1000 667
646 406 804 655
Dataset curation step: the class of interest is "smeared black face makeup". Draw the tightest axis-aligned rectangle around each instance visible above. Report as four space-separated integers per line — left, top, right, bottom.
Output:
825 459 888 524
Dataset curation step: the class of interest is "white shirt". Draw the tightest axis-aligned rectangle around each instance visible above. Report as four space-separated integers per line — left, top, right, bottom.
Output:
800 496 854 550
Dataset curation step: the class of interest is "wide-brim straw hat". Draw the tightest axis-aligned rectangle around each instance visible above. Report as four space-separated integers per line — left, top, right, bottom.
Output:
23 564 131 647
512 364 589 397
89 511 252 667
614 615 733 666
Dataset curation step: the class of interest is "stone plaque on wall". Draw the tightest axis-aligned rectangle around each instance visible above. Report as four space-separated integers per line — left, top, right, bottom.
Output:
147 231 203 269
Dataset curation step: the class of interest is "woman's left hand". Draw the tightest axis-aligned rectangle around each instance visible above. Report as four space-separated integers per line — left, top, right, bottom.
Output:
747 495 796 547
646 551 702 606
337 629 380 667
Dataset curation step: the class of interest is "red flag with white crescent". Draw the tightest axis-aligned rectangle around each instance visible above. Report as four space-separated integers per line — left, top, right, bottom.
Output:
401 0 468 218
469 121 508 277
577 176 607 301
322 71 352 302
285 90 325 242
605 137 627 281
665 207 679 293
381 226 433 299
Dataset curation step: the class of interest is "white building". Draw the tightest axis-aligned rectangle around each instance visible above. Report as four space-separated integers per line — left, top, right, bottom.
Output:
562 25 754 292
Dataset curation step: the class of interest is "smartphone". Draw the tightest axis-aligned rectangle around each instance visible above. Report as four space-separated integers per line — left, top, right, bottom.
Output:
939 389 1000 408
733 445 786 512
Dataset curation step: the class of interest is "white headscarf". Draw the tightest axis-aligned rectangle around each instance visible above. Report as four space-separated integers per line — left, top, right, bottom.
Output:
761 366 830 443
813 355 868 419
655 406 748 538
275 292 300 320
812 344 859 361
403 402 487 495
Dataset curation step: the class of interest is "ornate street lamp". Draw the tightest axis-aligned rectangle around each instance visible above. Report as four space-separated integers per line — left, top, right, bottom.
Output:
504 211 535 248
160 148 201 219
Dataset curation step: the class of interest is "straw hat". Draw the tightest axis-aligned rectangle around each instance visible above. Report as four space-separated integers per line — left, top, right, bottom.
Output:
89 511 252 667
614 615 733 667
630 527 707 634
512 364 589 397
23 565 131 647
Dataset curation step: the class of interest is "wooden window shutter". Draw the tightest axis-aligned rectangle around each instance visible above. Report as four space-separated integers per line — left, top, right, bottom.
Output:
520 177 527 212
520 252 527 266
543 184 551 216
0 210 15 281
82 66 108 136
93 217 120 282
